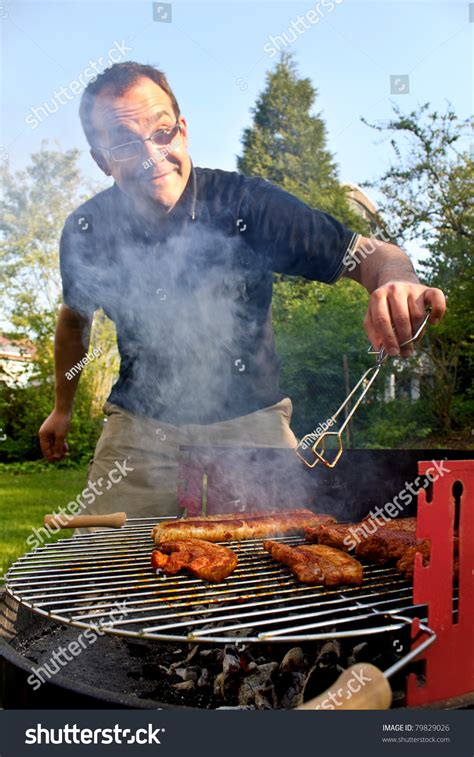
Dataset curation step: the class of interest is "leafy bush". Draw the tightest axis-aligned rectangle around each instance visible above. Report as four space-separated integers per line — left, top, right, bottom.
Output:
0 374 103 464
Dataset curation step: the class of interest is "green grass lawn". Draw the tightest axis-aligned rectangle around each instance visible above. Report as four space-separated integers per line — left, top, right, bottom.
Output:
0 468 87 581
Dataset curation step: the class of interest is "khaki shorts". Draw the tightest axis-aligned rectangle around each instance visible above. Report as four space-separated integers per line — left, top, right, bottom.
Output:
79 398 298 529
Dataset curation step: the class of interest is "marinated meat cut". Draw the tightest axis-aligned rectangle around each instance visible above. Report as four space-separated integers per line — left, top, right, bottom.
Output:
306 524 353 551
263 540 363 586
305 517 417 553
396 536 459 580
395 541 431 578
151 539 238 582
355 528 419 563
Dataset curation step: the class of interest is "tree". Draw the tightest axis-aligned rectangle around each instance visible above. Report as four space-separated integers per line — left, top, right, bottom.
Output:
0 145 119 462
237 54 371 442
362 104 473 434
238 54 365 229
272 276 371 438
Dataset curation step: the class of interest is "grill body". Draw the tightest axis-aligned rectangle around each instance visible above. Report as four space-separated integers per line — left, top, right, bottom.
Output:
1 452 472 709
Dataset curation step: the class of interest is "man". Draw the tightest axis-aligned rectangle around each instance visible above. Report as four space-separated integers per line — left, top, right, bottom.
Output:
38 62 446 519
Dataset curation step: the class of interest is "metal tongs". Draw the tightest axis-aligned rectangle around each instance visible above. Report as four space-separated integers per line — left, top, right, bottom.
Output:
296 309 432 469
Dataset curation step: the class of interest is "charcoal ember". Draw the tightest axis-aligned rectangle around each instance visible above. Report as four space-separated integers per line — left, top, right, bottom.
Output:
255 655 272 666
254 690 275 710
214 670 238 700
238 662 279 707
242 660 257 673
173 680 195 691
197 668 209 688
213 671 226 698
316 640 341 667
223 646 241 674
279 647 306 673
199 648 224 664
174 666 200 682
174 668 187 681
300 650 342 706
347 642 369 668
214 650 241 700
169 645 199 669
238 650 258 673
279 672 308 709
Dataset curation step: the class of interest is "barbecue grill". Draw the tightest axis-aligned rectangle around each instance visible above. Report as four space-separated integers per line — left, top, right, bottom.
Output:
1 455 473 710
4 523 437 645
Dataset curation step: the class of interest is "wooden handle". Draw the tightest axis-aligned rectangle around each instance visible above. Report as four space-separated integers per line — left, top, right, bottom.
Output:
297 663 392 710
44 512 127 529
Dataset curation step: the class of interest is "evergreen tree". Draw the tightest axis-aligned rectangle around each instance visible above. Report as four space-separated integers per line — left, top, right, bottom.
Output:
237 54 370 440
237 53 365 230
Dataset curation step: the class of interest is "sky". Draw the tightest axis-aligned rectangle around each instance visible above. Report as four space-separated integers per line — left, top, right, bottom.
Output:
1 0 472 231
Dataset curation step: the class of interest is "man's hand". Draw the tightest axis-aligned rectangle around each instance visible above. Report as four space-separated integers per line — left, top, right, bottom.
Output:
344 237 446 356
39 409 71 462
365 280 446 357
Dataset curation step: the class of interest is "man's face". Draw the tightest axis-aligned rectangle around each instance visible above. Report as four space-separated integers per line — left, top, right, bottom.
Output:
90 77 191 212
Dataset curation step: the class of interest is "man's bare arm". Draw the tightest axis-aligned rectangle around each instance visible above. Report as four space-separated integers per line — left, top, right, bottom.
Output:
53 305 92 412
39 305 93 461
344 237 446 357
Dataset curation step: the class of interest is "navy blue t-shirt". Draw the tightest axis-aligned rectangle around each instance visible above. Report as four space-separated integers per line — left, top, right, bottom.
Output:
60 166 359 424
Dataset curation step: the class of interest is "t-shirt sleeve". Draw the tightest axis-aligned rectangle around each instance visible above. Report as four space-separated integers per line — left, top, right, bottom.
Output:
238 177 361 284
59 214 101 316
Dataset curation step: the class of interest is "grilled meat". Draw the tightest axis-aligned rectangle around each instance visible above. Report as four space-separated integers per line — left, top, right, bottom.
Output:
263 540 363 586
379 517 417 532
305 517 443 585
306 517 417 553
306 523 353 551
151 539 238 582
395 541 431 579
396 536 459 580
152 509 336 544
355 528 419 563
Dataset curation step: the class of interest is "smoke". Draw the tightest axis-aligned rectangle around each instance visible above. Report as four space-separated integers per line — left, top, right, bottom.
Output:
65 200 331 516
108 220 265 422
66 208 423 521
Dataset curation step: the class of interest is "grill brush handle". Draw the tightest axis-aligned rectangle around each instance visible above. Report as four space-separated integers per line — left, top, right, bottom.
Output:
44 512 127 529
296 663 392 710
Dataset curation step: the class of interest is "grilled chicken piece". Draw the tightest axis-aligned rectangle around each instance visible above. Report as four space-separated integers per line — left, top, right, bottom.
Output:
152 509 336 544
306 517 417 553
151 539 238 582
263 541 363 586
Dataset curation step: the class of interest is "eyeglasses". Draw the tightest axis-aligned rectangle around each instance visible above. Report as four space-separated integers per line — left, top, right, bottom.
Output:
96 121 181 162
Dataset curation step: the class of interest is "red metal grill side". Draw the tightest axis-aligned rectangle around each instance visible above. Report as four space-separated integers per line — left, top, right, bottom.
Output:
407 459 474 705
